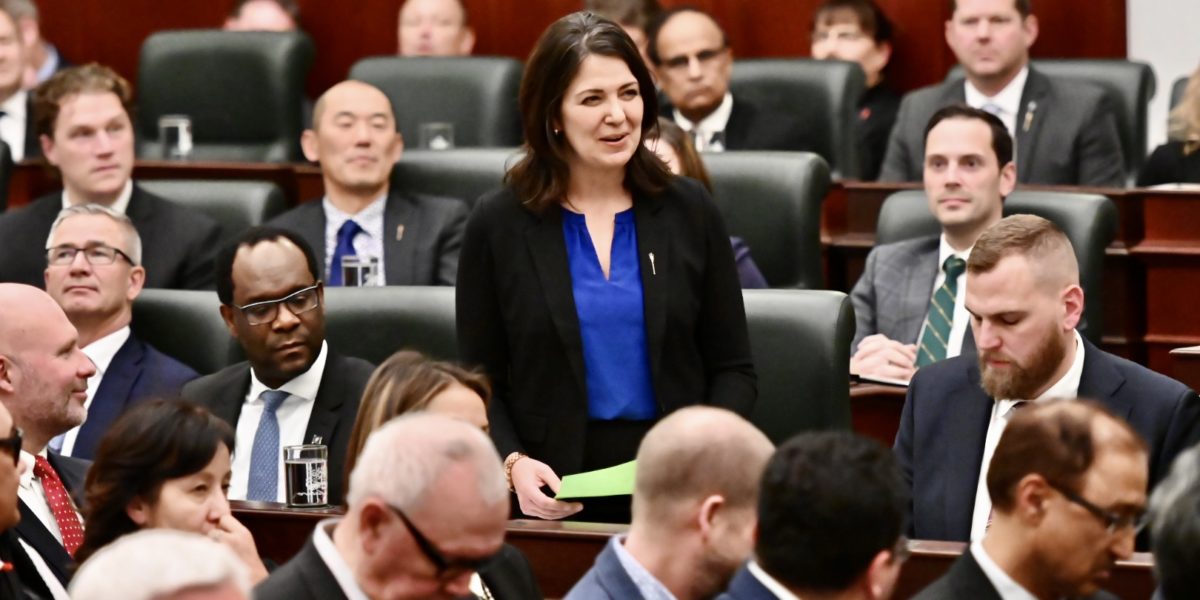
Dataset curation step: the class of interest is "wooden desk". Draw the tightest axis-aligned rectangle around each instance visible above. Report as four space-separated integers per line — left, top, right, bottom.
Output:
850 382 908 447
1170 345 1200 391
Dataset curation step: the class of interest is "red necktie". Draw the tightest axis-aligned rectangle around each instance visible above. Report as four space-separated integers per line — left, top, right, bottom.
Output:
33 456 83 557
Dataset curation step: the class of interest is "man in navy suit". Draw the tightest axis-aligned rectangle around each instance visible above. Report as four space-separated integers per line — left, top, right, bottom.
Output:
895 214 1200 543
43 204 197 459
720 431 908 600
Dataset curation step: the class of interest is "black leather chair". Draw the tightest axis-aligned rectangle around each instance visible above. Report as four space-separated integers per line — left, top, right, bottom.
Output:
874 190 1117 342
743 289 853 444
391 148 521 209
701 152 831 289
132 290 242 376
0 140 12 213
1171 76 1188 111
729 59 866 179
136 30 314 162
138 180 287 241
324 287 458 365
349 57 523 148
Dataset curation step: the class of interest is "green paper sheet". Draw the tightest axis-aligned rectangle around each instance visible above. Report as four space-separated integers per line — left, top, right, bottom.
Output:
555 460 637 500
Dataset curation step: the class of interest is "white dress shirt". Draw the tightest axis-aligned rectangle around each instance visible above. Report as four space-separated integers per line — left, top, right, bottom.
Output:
227 342 328 502
915 235 973 358
746 560 802 600
312 518 369 600
969 329 1086 541
57 326 130 456
0 89 27 162
964 66 1029 141
970 541 1039 600
61 180 133 213
610 536 678 600
673 92 734 152
322 194 387 285
16 538 69 600
17 449 82 546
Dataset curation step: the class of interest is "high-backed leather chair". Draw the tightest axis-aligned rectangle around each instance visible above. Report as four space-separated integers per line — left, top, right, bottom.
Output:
390 148 521 209
874 190 1117 342
729 59 866 179
131 290 242 375
323 287 458 365
1171 76 1188 111
136 30 314 162
701 152 831 289
349 57 523 148
0 140 12 213
138 180 287 241
743 289 853 444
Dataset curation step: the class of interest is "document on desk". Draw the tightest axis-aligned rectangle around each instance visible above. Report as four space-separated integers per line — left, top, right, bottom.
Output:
555 460 637 500
853 373 911 388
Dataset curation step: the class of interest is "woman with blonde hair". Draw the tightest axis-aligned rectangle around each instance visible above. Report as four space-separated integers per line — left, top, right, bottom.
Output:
1139 65 1200 186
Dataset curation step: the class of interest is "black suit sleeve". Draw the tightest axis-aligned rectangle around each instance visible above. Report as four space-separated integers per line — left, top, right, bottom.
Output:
1150 388 1200 487
436 199 468 286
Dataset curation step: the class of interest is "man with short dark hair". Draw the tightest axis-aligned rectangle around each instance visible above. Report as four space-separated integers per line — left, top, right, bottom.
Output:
852 105 1012 383
647 7 809 152
181 227 374 505
879 0 1124 187
915 400 1141 599
223 0 300 31
721 431 908 600
895 214 1200 543
585 0 661 69
396 0 474 57
0 64 221 290
1146 445 1200 600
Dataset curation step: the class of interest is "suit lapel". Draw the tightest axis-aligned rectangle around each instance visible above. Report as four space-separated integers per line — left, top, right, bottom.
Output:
722 99 752 150
210 366 253 429
302 354 344 447
940 364 994 539
1015 69 1051 184
382 192 418 286
293 203 329 278
14 501 70 585
1076 338 1131 420
634 194 669 393
898 238 940 343
524 208 588 397
594 542 645 599
74 337 143 458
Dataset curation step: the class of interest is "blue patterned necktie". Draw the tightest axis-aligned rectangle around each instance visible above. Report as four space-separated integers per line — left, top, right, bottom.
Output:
328 219 364 286
247 390 289 501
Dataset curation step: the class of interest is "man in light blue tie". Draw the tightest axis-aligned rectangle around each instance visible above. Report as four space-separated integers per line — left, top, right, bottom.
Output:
182 227 375 504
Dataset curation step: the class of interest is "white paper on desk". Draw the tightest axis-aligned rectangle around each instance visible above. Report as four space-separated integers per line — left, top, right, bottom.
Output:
854 373 911 388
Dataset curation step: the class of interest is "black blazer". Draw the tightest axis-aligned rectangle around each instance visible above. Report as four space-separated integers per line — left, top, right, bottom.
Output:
254 537 346 600
267 189 468 286
15 452 89 587
0 530 54 600
456 178 756 477
16 92 39 162
180 351 374 505
660 94 813 152
0 184 222 290
913 548 1118 600
895 337 1200 542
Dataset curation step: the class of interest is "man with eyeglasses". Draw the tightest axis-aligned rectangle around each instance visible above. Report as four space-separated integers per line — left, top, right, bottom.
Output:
720 431 908 600
256 412 508 600
42 204 197 460
182 227 374 506
914 400 1143 600
645 7 809 152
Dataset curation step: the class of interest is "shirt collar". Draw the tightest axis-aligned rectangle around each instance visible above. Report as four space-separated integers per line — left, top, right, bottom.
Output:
322 193 387 235
609 536 678 600
81 326 131 378
938 234 974 266
970 541 1039 600
312 519 370 600
964 66 1029 119
673 92 734 139
248 340 329 404
18 448 49 489
747 561 803 600
62 180 134 214
0 89 26 118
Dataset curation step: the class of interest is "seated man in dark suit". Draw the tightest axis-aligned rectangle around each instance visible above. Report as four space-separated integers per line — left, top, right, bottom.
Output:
915 400 1142 600
0 283 96 592
720 431 908 600
268 80 467 286
0 64 221 290
0 4 39 162
1147 444 1200 600
181 227 373 505
566 407 774 600
895 214 1200 543
43 204 197 459
646 7 809 152
878 0 1124 187
851 106 1013 383
255 413 508 600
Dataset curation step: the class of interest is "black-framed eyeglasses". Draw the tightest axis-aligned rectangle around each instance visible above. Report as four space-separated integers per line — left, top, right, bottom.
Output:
1048 481 1146 536
235 284 321 326
662 46 729 71
0 428 22 467
46 244 135 267
385 502 500 578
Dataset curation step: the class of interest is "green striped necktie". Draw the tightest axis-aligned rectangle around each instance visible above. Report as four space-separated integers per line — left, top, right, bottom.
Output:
917 256 967 367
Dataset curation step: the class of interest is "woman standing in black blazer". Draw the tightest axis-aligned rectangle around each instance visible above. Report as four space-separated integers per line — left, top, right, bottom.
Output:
457 11 755 522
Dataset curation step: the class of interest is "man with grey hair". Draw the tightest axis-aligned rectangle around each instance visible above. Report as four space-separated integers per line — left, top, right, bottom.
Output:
255 412 509 600
566 406 775 600
70 529 251 600
1148 445 1200 600
42 204 197 460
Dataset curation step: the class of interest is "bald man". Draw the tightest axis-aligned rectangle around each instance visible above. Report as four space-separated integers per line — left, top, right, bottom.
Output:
0 284 94 592
566 407 774 600
268 80 467 286
895 215 1200 544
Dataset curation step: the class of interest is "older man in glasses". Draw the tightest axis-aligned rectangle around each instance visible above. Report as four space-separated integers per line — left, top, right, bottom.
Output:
182 226 374 506
42 204 198 460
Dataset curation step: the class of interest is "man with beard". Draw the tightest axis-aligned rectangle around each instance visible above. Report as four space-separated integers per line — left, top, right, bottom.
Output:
565 407 774 600
894 214 1200 543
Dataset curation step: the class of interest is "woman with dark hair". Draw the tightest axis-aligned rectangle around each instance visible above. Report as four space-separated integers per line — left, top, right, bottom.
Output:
645 117 768 288
76 399 267 582
457 11 755 522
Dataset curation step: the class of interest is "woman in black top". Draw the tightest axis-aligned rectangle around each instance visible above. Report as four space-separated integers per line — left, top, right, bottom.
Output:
1139 67 1200 186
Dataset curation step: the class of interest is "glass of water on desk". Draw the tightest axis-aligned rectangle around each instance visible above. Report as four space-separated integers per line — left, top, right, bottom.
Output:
284 444 329 508
340 256 380 287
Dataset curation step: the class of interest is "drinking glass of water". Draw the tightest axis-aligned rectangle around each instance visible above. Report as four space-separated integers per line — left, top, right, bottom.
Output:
284 444 329 508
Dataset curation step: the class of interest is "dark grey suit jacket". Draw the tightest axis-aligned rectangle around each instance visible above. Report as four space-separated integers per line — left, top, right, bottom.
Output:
15 452 88 587
878 67 1125 187
564 539 645 600
0 184 221 290
267 189 468 286
913 548 1118 600
254 537 346 600
180 351 374 505
895 337 1200 542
